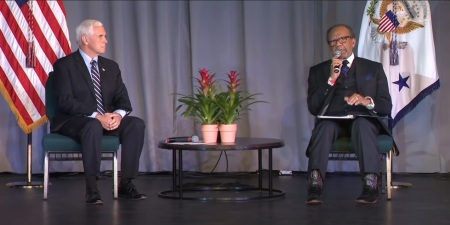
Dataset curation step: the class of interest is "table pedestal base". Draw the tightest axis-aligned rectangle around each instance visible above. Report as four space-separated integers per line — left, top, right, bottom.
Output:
159 185 285 201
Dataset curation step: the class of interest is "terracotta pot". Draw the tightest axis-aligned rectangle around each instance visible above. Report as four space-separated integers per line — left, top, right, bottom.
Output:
219 124 237 143
201 124 219 143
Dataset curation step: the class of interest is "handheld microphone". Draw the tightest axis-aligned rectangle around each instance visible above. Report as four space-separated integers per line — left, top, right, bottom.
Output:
166 135 200 143
333 50 341 73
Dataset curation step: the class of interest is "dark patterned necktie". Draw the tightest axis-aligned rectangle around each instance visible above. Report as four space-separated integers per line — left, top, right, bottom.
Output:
90 60 106 114
342 60 349 76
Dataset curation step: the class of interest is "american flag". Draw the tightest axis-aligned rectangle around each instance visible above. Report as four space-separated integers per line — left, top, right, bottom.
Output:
378 10 399 33
0 0 71 133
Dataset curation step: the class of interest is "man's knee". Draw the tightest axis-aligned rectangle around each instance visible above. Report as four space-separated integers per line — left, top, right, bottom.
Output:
80 119 103 136
125 116 145 131
314 120 339 134
352 118 376 130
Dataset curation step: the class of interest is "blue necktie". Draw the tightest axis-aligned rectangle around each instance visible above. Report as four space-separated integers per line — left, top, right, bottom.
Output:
90 60 106 114
342 60 349 76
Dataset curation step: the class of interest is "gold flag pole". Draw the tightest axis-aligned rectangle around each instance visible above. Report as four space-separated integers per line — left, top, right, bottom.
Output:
6 133 43 188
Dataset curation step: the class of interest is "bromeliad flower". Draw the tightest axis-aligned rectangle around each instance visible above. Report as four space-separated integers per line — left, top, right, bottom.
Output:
176 68 266 125
217 70 267 124
195 68 216 97
225 70 240 93
176 68 221 125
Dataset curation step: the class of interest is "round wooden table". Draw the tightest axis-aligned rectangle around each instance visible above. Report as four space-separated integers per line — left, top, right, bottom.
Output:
157 137 285 201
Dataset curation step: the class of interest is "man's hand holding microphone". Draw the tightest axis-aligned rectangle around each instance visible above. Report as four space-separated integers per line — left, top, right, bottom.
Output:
328 50 342 86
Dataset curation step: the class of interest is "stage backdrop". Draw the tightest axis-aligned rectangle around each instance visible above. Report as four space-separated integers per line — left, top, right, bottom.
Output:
0 1 449 174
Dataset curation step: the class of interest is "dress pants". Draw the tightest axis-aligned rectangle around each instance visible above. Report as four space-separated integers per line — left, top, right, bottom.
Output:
307 117 381 178
55 116 145 182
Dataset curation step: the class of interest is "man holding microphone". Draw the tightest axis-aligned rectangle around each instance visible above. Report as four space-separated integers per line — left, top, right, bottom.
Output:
304 24 394 204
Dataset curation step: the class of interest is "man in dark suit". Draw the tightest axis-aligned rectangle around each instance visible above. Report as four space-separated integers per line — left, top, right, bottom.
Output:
52 19 146 204
305 24 394 204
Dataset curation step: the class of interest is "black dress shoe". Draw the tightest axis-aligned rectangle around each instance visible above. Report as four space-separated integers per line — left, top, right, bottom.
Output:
306 169 323 204
356 173 379 204
86 185 103 205
119 182 147 200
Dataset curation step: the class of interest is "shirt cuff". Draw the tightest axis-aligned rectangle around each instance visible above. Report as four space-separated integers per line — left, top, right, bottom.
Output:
365 96 375 110
90 110 126 118
89 112 99 118
114 109 127 118
327 77 336 86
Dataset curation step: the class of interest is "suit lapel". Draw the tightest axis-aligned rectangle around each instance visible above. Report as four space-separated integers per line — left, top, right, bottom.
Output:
318 60 336 116
97 57 107 83
74 51 96 98
97 57 109 101
352 57 369 85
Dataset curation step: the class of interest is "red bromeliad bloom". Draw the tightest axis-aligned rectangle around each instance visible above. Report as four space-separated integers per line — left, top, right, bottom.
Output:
176 68 265 125
176 68 221 125
226 70 241 93
195 68 215 96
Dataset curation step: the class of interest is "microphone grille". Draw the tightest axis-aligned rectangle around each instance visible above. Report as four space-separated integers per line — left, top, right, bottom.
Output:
191 135 200 142
334 50 341 57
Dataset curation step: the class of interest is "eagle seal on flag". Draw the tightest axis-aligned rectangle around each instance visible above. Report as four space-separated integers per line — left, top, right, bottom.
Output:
358 0 440 127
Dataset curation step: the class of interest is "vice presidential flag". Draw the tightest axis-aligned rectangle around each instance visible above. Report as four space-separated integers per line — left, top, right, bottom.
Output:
0 0 71 133
358 0 440 127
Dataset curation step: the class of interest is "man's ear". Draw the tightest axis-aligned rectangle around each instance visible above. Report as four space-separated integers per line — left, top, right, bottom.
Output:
82 35 88 45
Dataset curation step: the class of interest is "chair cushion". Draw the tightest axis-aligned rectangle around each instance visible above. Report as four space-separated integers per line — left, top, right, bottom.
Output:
332 134 393 154
43 133 120 152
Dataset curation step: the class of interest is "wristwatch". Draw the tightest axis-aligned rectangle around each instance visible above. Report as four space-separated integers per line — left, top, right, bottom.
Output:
365 97 375 110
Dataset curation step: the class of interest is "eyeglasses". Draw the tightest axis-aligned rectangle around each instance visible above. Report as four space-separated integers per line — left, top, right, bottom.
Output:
328 36 353 47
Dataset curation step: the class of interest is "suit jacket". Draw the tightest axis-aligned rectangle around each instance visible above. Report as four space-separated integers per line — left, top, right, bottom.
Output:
307 57 392 117
51 50 132 132
306 56 399 155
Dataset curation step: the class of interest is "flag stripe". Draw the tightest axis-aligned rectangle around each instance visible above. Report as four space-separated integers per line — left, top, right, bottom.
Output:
0 30 39 124
0 5 46 119
37 1 71 56
0 0 71 133
34 1 64 65
26 3 59 85
379 12 396 33
0 66 33 125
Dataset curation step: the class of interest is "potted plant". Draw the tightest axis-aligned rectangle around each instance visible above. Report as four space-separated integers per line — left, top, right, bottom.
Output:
216 70 266 142
176 68 221 143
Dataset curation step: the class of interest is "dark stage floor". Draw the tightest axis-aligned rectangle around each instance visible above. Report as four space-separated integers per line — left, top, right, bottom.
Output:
1 172 450 225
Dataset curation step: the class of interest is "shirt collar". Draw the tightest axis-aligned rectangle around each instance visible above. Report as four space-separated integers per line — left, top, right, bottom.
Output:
344 53 355 67
79 49 98 69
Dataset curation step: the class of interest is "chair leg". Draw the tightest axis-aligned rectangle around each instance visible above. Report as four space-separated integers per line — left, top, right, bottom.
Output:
113 152 118 199
380 160 386 195
43 152 49 200
386 150 392 200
